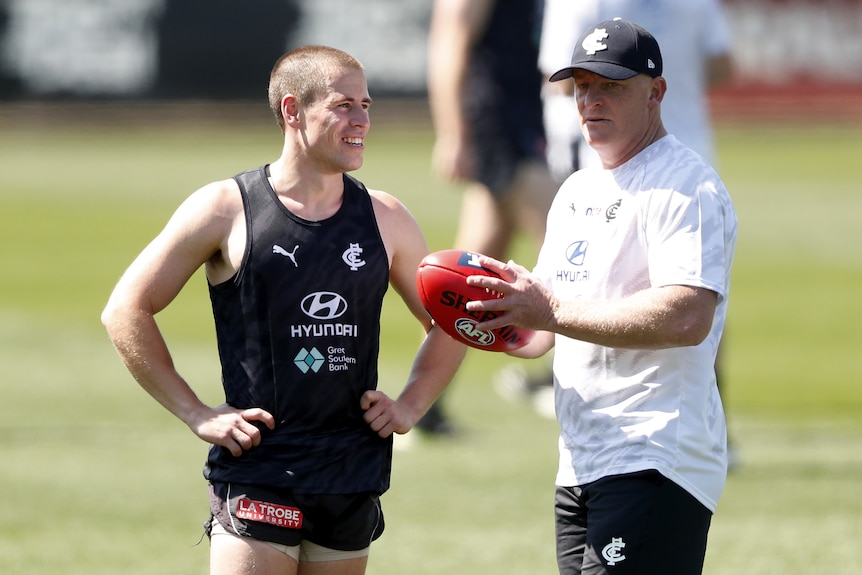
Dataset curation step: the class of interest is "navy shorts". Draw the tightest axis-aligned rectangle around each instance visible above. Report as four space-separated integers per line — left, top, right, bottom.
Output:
465 75 545 197
555 470 712 575
207 482 385 551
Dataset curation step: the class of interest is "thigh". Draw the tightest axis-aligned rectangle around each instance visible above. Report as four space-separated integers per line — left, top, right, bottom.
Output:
454 183 513 260
296 555 368 575
508 161 558 245
580 471 712 575
210 525 299 575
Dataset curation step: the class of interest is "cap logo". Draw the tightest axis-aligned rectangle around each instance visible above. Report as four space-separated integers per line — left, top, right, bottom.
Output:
647 59 656 70
582 28 609 56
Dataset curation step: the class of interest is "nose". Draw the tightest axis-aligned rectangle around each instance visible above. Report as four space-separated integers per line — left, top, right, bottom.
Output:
351 107 370 128
580 84 603 108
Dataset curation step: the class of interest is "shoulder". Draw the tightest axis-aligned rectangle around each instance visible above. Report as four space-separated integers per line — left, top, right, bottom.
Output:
645 136 713 176
368 188 415 225
368 187 423 244
558 165 611 196
183 177 242 215
165 177 244 249
366 187 428 265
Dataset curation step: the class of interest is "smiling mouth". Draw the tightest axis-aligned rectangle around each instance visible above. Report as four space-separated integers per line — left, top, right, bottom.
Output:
344 137 364 147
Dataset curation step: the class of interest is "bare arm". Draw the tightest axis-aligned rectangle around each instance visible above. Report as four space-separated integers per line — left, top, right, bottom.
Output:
427 0 495 181
361 191 467 437
101 180 274 456
465 257 718 350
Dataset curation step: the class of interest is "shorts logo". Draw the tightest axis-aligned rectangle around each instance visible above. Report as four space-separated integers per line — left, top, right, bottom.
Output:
236 497 302 529
601 536 626 566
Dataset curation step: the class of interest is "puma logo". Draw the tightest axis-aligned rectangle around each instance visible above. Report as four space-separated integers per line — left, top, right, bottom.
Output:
273 244 299 267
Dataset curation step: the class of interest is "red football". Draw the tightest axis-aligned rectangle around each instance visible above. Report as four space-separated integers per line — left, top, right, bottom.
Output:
416 249 535 352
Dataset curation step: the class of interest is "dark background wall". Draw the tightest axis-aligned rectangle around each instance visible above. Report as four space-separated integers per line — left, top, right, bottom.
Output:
0 0 860 102
154 0 300 99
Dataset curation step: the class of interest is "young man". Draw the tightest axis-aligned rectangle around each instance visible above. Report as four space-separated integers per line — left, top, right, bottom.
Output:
101 45 466 575
465 20 737 574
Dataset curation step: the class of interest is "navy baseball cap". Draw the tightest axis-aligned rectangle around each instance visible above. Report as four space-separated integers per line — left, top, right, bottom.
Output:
549 18 663 82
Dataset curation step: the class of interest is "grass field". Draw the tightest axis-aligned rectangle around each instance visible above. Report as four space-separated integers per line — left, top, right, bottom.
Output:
1 102 861 574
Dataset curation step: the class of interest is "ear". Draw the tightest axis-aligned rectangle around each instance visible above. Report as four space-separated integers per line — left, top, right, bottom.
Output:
647 77 667 108
282 94 302 126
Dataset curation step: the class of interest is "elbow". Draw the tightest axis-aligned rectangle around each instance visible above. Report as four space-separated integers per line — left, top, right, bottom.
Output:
670 315 713 347
101 297 130 338
100 303 113 330
661 287 718 348
100 304 119 336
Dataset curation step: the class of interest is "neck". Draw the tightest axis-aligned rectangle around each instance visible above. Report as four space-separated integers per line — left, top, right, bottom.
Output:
599 122 667 169
266 160 345 222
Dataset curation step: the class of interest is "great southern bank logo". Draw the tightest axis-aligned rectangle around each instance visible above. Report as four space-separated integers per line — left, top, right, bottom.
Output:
294 347 325 373
566 241 589 266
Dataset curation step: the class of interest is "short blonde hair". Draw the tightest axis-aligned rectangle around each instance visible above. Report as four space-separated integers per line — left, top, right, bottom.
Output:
268 45 364 129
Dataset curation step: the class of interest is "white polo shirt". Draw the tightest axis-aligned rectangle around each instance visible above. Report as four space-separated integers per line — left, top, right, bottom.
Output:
534 135 737 512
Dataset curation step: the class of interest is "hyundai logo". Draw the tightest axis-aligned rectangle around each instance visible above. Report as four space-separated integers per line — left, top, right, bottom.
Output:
566 241 588 266
301 292 348 320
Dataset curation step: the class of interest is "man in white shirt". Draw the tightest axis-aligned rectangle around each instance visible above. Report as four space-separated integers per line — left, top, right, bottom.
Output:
466 19 737 574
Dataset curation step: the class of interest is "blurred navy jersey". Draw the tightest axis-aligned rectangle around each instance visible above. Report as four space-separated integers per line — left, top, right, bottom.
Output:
466 0 546 195
205 166 392 494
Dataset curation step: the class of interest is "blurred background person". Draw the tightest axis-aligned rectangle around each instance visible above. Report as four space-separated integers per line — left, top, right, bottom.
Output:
419 0 559 436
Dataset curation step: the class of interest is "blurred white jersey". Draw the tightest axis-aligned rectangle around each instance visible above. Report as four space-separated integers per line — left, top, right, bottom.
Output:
534 135 737 512
539 0 731 167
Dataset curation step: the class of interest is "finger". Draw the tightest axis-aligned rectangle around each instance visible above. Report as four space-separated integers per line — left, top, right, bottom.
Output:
368 413 398 438
231 425 258 451
478 255 511 276
223 436 244 457
466 273 506 291
466 296 508 313
474 315 512 332
363 401 388 426
375 422 395 439
366 412 386 434
242 408 276 429
360 390 381 411
238 421 263 448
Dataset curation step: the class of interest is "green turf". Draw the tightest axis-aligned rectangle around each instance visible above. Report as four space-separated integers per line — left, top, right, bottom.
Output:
1 106 861 574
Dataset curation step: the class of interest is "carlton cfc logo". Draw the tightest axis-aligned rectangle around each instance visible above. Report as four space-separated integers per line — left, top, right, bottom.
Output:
582 28 610 55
